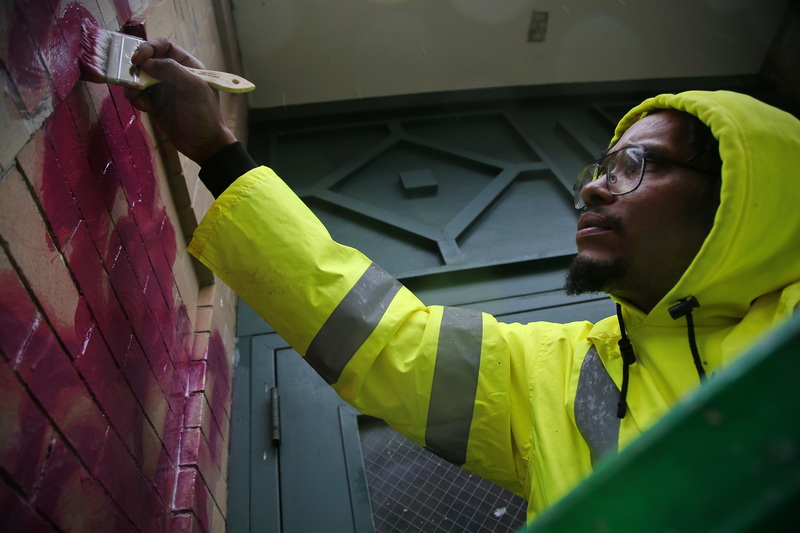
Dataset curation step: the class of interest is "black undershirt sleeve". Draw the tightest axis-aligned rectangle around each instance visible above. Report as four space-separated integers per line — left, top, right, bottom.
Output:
198 141 258 198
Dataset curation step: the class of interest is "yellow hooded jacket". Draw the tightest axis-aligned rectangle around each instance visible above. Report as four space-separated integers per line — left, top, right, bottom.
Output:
188 91 800 520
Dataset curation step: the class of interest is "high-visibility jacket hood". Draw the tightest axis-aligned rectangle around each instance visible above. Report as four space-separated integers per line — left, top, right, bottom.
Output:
586 91 800 442
611 91 800 328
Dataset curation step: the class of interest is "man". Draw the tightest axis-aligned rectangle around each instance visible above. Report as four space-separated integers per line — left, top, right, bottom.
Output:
127 39 800 520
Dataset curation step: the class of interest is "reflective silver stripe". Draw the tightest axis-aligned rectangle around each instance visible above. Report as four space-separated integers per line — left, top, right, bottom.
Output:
425 307 483 466
305 263 402 384
574 345 620 466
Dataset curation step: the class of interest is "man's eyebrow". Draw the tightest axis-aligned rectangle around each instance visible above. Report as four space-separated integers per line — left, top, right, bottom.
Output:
638 141 674 154
597 142 668 161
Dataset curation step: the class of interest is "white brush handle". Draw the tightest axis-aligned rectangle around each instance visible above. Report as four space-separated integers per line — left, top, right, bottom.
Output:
137 67 255 93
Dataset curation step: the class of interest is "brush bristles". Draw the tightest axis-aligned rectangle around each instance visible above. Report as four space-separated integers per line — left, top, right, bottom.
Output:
79 21 112 82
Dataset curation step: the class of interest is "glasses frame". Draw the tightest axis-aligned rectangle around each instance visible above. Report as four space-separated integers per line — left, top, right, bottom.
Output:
573 143 717 209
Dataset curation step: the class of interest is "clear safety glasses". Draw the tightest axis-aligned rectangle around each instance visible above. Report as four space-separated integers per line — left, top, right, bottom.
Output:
573 144 716 209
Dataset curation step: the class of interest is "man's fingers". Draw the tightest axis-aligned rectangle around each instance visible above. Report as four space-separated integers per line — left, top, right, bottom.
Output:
126 92 151 112
123 86 144 102
130 38 168 65
138 56 175 83
138 57 199 89
132 38 205 69
160 41 205 69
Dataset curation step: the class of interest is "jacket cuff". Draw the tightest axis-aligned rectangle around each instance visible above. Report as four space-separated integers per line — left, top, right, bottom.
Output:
199 141 257 198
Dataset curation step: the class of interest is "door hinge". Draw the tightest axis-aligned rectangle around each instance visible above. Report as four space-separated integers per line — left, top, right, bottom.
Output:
269 386 281 447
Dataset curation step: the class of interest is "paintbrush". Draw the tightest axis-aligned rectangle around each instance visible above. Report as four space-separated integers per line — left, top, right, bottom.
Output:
80 22 255 93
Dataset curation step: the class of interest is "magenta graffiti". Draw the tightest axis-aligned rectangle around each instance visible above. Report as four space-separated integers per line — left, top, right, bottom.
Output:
3 1 50 112
1 1 228 530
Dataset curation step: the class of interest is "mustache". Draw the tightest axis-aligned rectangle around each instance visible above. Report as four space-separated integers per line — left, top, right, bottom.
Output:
582 207 623 233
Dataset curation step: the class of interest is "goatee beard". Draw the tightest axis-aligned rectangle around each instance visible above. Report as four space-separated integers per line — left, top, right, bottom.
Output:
564 255 627 296
566 207 626 296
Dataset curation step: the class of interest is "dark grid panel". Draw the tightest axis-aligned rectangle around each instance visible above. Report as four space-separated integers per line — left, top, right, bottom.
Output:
359 418 527 532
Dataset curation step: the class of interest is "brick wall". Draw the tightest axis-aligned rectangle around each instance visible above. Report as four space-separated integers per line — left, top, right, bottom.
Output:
0 1 245 531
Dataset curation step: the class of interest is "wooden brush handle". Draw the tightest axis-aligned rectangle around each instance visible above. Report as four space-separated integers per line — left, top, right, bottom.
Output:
135 66 255 93
184 67 255 93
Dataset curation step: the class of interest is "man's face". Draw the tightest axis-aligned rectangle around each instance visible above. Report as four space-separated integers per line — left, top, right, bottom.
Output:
566 110 719 312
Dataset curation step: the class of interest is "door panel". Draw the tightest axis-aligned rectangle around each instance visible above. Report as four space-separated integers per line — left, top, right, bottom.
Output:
227 334 282 533
276 345 373 532
229 329 374 532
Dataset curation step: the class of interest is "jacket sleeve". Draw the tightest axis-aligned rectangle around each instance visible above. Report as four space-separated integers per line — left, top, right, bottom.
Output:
188 166 540 495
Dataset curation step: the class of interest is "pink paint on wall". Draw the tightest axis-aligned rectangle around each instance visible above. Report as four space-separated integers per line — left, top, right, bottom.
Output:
3 2 51 112
1 1 231 530
0 350 54 497
0 270 39 363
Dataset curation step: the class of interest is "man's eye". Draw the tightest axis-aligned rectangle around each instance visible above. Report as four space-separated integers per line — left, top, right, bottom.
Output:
617 157 639 177
643 158 661 169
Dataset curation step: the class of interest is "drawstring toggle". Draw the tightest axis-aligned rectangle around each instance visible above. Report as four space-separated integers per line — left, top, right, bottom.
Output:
668 296 700 319
668 296 706 380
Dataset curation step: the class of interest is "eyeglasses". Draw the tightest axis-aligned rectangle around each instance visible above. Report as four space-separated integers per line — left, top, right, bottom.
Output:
573 144 717 209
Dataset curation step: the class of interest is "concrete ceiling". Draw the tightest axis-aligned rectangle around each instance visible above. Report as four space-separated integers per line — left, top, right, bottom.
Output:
230 0 789 110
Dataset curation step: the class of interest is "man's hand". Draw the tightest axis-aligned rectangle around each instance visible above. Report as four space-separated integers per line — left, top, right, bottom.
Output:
124 38 237 165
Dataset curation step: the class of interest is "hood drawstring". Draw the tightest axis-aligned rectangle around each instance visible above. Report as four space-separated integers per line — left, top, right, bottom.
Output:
616 297 707 419
616 303 636 418
668 296 707 381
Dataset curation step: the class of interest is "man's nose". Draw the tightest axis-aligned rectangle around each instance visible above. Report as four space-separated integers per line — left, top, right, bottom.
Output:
579 173 614 207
